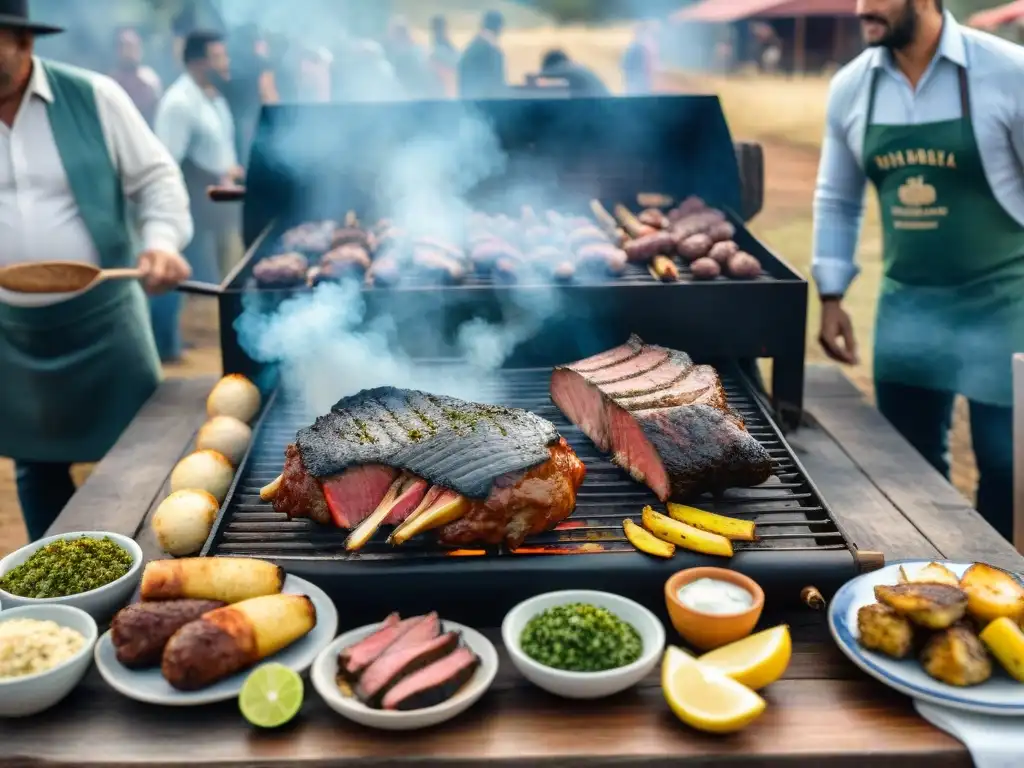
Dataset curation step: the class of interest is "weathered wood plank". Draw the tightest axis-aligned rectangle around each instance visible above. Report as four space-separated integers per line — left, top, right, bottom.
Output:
788 426 942 562
47 377 215 539
804 364 864 399
808 393 1024 570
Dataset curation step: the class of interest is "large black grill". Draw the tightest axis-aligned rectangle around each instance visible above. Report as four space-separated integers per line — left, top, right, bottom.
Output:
202 364 860 626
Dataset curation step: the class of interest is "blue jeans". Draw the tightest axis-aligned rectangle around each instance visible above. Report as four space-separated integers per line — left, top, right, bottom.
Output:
14 461 76 542
875 380 1013 542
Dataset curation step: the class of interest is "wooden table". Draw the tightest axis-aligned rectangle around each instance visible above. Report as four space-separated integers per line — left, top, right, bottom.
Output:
2 365 1020 768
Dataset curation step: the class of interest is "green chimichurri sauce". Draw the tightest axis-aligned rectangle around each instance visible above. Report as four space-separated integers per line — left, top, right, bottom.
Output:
0 537 133 599
519 603 643 672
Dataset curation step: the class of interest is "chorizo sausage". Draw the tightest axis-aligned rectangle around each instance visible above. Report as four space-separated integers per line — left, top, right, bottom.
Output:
111 599 226 668
623 231 676 263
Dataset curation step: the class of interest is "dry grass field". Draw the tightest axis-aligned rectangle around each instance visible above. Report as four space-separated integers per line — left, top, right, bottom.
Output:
0 26 978 557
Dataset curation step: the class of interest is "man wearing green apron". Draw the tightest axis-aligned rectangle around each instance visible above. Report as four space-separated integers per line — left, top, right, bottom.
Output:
813 0 1024 542
0 1 194 541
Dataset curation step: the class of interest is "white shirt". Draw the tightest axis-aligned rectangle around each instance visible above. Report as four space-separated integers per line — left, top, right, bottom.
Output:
0 58 193 307
154 74 237 176
812 13 1024 296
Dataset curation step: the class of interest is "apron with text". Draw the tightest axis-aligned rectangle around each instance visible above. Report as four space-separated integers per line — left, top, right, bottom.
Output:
864 66 1024 408
0 62 161 464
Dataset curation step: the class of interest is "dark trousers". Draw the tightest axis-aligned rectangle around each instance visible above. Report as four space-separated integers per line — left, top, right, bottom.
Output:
875 380 1013 542
13 461 76 542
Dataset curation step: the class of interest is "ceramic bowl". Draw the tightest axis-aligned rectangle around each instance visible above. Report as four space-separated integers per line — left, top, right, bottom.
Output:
311 619 498 731
664 567 764 651
0 531 143 620
502 590 665 700
0 604 98 717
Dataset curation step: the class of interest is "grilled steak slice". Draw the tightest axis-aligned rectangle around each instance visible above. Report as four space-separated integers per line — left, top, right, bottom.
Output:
356 631 460 708
273 388 585 547
381 646 480 711
339 613 408 680
551 337 772 500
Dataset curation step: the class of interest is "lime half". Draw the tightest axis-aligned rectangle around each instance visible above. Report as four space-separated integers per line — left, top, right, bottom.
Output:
239 663 304 728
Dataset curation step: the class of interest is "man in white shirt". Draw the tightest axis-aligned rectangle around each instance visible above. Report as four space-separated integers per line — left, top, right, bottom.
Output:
153 29 242 362
0 0 193 541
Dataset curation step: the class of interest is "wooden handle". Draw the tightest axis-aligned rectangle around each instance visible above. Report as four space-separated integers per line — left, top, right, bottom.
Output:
856 550 886 573
207 185 246 202
99 268 145 282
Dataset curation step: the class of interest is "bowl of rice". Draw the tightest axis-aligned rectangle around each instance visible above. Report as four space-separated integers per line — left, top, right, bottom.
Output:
0 604 98 717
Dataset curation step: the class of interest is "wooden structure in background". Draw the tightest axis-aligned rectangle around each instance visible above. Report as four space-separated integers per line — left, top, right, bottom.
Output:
672 0 860 73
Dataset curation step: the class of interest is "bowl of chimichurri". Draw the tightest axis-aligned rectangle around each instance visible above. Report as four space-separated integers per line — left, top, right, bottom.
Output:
501 590 665 699
0 531 143 620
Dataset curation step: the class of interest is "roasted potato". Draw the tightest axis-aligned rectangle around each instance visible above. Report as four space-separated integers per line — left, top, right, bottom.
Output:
920 624 992 687
898 561 960 587
689 257 721 280
856 603 914 659
959 563 1024 624
677 233 714 262
874 583 967 629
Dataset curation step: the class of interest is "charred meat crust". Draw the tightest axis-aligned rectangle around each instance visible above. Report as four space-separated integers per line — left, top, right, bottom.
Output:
634 405 772 498
111 599 226 668
294 387 560 499
381 647 480 711
162 618 257 691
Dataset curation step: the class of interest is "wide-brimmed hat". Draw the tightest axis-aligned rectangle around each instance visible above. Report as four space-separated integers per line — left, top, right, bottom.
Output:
0 0 63 36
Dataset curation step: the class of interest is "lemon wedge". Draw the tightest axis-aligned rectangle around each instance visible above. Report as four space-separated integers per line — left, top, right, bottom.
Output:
661 646 766 734
697 625 792 691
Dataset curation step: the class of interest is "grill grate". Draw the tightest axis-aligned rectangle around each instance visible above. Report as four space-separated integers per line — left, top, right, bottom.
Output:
207 365 851 561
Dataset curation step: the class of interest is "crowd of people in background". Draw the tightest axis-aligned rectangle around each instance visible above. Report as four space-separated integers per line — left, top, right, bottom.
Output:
39 9 662 364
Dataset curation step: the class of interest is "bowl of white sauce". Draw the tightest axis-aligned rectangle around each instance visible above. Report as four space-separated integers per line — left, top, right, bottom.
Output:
664 567 764 651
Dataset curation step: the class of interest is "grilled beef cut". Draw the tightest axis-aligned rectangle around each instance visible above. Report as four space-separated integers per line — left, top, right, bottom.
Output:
550 336 772 500
271 387 586 549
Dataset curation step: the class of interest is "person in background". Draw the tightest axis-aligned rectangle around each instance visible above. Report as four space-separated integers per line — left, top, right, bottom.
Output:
752 22 783 73
297 46 332 102
331 33 403 103
109 27 161 126
813 0 1024 541
225 24 276 163
429 15 458 98
0 1 192 540
458 10 506 99
622 21 657 95
539 49 609 97
153 30 242 362
384 16 432 98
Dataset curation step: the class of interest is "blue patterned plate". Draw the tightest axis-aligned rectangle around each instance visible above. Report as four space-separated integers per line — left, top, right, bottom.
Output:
94 574 338 706
829 560 1024 716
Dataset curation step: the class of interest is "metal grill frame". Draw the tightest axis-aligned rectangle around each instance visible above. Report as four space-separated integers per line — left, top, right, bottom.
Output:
199 363 859 622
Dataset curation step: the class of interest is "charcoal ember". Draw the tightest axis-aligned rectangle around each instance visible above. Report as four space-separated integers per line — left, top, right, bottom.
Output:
638 208 668 230
566 226 609 252
280 221 336 253
252 252 309 287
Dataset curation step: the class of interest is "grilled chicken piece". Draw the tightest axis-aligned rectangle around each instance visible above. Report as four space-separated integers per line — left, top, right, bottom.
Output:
920 624 992 687
874 583 968 630
898 561 960 587
857 603 914 659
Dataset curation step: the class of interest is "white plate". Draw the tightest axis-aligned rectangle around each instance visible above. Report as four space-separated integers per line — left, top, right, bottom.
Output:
311 619 498 730
94 574 338 706
829 560 1024 716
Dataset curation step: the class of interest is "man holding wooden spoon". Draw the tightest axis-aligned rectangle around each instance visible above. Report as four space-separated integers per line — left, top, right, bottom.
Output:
0 1 193 540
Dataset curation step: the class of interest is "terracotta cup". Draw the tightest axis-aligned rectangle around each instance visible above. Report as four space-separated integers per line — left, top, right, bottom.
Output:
664 567 765 651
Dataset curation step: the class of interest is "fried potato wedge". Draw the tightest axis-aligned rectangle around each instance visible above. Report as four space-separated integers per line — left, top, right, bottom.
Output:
623 518 676 558
979 617 1024 683
959 563 1024 625
898 561 960 587
856 603 914 659
666 504 756 542
642 506 733 558
920 624 992 687
874 583 967 629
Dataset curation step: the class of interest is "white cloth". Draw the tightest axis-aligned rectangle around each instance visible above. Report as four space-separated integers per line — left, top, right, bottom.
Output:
915 701 1024 768
0 58 192 307
154 74 237 177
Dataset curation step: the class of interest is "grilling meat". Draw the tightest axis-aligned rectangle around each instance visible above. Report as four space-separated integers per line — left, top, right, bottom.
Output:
267 387 586 549
253 252 309 288
550 335 773 500
280 221 336 254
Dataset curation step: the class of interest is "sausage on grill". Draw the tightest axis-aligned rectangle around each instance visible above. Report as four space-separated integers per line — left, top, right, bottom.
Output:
638 208 668 230
567 226 610 252
624 231 676 263
576 243 628 276
252 253 309 287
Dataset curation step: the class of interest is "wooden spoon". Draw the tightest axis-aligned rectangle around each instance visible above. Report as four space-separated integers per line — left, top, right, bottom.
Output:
0 261 222 296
